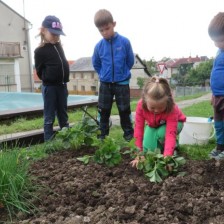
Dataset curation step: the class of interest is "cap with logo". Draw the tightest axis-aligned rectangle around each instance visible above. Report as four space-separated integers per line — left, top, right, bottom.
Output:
42 15 65 36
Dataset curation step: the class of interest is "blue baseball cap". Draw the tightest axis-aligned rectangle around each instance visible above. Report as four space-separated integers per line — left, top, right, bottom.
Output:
42 15 65 36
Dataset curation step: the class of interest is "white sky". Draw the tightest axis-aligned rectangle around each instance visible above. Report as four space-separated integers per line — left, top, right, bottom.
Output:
2 0 224 61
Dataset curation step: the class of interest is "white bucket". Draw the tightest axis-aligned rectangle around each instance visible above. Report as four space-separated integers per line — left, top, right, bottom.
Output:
179 117 215 145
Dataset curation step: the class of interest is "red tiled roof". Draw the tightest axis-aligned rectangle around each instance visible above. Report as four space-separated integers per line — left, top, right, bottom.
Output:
164 56 206 68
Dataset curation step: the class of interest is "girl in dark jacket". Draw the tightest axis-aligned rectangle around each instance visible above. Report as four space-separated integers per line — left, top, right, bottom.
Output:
34 15 69 141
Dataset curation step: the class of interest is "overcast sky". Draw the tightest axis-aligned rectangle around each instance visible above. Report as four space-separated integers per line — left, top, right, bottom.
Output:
2 0 224 61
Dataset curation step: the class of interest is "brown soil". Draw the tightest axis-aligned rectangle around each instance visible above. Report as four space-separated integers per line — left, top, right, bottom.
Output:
1 147 224 224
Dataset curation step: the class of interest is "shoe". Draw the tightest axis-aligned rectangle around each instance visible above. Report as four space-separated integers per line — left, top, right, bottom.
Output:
97 135 105 140
124 134 133 142
216 151 224 160
209 148 221 159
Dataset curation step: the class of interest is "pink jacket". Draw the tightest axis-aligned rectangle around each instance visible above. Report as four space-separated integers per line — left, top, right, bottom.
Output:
134 99 186 156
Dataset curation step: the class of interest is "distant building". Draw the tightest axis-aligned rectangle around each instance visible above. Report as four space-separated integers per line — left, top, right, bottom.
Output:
68 54 151 97
157 56 209 82
0 1 33 92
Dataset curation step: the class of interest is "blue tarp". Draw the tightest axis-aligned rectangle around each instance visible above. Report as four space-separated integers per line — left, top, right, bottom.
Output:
0 92 98 111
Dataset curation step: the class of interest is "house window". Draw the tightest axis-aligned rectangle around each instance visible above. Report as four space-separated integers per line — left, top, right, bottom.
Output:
0 42 21 57
81 85 85 91
91 73 94 79
73 73 76 79
0 64 15 85
73 85 77 91
91 86 96 91
81 73 84 79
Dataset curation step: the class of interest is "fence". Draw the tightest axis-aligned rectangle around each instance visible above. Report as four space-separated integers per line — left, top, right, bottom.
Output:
174 86 211 97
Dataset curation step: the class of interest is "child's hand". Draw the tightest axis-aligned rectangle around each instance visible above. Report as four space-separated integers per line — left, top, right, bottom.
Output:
165 164 173 172
130 156 145 168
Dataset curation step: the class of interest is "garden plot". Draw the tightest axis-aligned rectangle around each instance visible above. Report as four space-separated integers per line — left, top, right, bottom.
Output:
2 147 224 224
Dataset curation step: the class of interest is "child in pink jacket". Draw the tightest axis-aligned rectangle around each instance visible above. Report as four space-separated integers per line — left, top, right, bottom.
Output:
134 76 186 158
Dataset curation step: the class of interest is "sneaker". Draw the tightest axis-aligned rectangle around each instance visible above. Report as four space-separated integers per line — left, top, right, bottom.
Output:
97 135 106 140
216 151 224 160
124 134 133 142
209 148 221 159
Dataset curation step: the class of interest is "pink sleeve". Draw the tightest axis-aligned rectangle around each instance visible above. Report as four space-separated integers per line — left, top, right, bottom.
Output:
163 116 177 156
134 100 145 150
163 107 186 156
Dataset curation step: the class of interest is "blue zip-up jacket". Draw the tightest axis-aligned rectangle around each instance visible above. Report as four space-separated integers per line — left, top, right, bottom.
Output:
92 32 134 83
210 49 224 96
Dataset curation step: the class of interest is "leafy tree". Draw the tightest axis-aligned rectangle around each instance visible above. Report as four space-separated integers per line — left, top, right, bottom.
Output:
172 64 193 86
137 77 145 89
184 59 213 86
143 58 157 75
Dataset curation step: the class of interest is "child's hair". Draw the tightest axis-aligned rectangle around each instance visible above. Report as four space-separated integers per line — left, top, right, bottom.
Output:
36 29 61 47
142 76 174 113
94 9 114 28
208 12 224 38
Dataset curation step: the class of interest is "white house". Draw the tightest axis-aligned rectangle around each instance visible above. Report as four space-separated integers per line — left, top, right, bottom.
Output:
0 1 33 92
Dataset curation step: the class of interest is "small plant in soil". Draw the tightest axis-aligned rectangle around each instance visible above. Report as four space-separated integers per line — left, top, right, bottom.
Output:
135 148 186 183
77 136 122 167
55 117 99 150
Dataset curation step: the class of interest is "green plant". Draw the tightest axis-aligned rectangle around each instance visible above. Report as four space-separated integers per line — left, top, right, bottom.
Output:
55 117 99 150
136 149 186 183
0 148 37 219
77 136 122 167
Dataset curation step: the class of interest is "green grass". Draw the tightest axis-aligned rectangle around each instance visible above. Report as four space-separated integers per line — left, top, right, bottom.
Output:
0 92 210 135
0 147 37 219
181 101 213 117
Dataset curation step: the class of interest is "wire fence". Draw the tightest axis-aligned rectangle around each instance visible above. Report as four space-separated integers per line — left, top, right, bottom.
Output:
174 86 211 97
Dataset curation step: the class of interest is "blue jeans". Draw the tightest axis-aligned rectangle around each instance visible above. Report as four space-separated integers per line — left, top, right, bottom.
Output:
42 84 69 141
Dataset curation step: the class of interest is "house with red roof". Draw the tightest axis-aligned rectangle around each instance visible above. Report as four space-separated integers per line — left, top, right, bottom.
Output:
157 56 209 82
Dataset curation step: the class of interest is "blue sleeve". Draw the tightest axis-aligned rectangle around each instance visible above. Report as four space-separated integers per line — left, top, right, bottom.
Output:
126 39 134 69
92 45 101 75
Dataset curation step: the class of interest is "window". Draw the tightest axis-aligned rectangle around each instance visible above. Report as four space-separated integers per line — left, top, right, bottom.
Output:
81 86 85 91
81 73 84 79
91 73 94 79
91 86 96 91
73 85 77 91
0 64 15 85
0 42 21 57
73 73 76 79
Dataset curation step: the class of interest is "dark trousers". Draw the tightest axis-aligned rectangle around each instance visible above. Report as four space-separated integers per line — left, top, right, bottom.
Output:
212 96 224 150
98 82 133 138
42 84 69 141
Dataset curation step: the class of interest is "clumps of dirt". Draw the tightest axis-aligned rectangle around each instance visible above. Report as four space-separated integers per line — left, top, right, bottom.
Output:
3 147 224 224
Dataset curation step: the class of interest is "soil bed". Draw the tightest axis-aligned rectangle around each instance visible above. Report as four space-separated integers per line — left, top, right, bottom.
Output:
2 147 224 224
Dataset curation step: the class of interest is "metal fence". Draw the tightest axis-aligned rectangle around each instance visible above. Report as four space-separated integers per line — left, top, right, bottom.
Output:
174 86 211 97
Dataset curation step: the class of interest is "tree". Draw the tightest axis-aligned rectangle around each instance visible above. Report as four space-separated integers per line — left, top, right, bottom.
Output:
137 77 145 89
172 63 194 86
143 58 157 75
184 59 213 86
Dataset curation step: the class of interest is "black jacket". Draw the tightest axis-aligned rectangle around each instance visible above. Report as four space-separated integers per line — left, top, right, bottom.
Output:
34 43 69 85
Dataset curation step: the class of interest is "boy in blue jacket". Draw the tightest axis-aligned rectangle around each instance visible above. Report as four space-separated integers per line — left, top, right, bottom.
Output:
92 9 134 141
208 12 224 159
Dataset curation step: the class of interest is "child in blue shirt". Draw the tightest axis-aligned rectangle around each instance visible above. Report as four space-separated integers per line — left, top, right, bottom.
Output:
208 12 224 159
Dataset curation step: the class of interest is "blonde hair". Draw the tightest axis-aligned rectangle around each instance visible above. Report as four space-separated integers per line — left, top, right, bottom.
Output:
142 76 174 113
36 27 61 48
208 12 224 38
94 9 114 28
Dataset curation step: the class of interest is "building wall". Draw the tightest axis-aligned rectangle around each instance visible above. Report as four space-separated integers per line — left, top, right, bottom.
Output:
67 71 99 94
0 2 33 92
